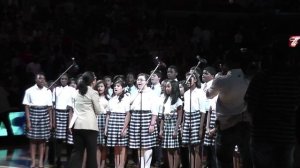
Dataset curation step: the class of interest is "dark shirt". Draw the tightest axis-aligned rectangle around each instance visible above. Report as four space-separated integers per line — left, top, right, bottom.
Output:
246 68 300 143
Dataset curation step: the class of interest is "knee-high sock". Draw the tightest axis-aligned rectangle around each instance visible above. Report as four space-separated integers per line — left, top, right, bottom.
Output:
140 154 145 168
144 149 153 168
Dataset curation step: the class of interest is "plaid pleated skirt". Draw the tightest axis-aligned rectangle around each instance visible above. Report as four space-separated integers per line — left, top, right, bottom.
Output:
161 113 179 148
67 133 74 144
181 111 201 145
203 133 216 146
106 112 128 147
204 110 217 146
129 110 158 149
55 109 69 139
97 113 106 145
26 106 51 140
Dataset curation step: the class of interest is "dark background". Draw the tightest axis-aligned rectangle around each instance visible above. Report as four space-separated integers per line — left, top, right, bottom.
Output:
0 0 300 110
0 1 299 167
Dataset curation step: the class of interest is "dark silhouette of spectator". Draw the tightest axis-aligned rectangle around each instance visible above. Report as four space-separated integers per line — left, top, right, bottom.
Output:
246 39 300 168
0 79 13 137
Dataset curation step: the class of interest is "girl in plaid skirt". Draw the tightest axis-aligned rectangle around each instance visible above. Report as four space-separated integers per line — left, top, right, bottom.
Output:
129 73 159 168
94 80 110 168
159 80 183 168
52 73 76 166
202 66 218 168
22 72 53 168
182 71 207 168
105 79 130 168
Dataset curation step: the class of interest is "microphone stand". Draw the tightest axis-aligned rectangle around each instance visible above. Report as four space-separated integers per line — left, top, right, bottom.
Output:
185 59 201 168
48 61 77 90
47 60 77 166
185 60 201 85
130 60 162 106
131 61 162 168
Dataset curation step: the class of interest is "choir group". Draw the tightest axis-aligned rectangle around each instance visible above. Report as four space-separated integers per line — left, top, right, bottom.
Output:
22 51 250 168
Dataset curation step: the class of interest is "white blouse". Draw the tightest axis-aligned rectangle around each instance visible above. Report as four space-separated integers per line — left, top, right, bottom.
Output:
130 87 160 115
159 96 182 115
22 84 52 106
99 95 109 114
108 94 130 114
183 87 206 113
53 85 76 110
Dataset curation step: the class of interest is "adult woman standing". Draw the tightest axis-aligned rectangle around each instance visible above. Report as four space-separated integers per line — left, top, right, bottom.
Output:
68 71 102 168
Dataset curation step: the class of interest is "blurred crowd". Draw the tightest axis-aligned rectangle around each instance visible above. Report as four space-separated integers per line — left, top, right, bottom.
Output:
0 0 300 110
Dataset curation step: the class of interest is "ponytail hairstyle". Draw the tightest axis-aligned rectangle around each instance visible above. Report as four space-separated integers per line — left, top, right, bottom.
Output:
77 71 96 95
113 79 127 102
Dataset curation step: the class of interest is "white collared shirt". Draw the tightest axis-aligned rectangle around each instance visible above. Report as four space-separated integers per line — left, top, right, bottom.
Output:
130 87 159 115
159 96 182 115
99 95 109 114
107 88 113 97
108 94 130 114
202 80 213 111
125 85 138 96
151 83 161 97
22 84 52 106
53 85 76 109
183 87 206 113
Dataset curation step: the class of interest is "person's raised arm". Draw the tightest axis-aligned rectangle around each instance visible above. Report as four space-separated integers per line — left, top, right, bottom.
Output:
206 78 220 99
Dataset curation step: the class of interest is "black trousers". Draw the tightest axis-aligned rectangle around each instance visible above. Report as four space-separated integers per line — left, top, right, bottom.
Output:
215 122 252 168
0 112 13 136
68 129 98 168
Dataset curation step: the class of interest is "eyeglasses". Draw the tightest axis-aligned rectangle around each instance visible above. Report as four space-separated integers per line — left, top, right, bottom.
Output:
136 79 146 82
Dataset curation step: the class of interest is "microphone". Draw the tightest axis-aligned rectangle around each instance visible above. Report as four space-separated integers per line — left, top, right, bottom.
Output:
155 56 167 68
196 55 207 64
72 57 79 69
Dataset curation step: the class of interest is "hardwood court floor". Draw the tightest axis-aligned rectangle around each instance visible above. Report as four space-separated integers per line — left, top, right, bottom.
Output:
0 142 158 168
1 140 299 168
